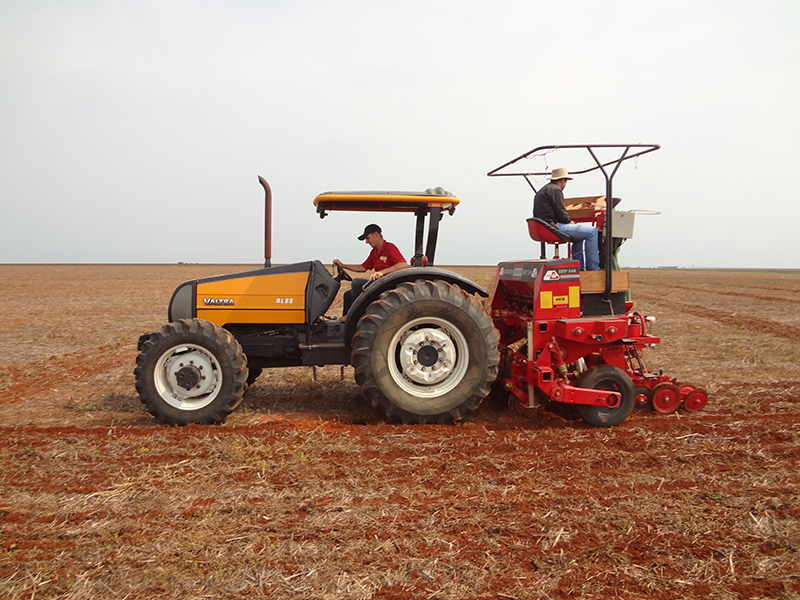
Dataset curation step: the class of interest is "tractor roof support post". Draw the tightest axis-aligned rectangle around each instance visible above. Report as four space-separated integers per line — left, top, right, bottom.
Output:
425 206 442 266
414 207 426 266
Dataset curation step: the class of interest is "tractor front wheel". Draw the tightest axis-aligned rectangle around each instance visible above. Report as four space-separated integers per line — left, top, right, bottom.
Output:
135 319 248 425
575 365 635 427
351 280 499 424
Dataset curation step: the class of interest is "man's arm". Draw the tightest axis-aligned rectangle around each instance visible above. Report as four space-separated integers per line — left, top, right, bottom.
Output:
333 259 367 273
370 260 408 281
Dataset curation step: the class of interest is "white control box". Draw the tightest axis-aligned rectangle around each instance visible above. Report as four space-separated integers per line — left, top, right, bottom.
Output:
610 210 636 239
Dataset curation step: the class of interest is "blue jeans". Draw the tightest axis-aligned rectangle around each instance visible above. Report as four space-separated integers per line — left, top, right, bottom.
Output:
557 223 600 271
343 278 369 315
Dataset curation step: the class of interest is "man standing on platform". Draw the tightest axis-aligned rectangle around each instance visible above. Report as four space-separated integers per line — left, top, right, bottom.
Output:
533 167 599 271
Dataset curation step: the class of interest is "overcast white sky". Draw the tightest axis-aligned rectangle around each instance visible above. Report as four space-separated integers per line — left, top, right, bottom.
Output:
2 0 799 268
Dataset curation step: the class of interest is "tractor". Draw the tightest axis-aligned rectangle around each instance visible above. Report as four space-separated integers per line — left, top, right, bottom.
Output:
134 143 706 427
134 185 500 425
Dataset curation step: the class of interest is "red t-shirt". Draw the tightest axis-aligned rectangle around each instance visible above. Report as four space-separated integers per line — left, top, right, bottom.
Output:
362 241 406 272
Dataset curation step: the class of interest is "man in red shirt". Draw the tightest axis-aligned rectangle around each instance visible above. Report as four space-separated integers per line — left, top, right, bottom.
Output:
333 223 408 317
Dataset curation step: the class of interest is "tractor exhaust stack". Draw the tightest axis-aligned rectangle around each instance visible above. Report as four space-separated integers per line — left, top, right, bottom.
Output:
258 176 272 268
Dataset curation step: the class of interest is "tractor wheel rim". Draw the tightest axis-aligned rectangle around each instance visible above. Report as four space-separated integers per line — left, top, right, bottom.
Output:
154 344 222 410
388 316 469 398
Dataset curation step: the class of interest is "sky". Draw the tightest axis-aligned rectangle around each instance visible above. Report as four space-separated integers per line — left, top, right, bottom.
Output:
1 0 799 269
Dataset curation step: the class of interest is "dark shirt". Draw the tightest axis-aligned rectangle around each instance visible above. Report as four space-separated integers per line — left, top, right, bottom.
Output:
533 182 571 225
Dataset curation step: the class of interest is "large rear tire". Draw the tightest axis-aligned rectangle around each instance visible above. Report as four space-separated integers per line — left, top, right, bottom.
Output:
574 365 635 427
135 319 248 425
351 280 499 424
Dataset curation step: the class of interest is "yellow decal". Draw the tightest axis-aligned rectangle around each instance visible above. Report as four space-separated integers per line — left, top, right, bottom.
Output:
569 285 580 308
540 291 553 309
553 295 568 306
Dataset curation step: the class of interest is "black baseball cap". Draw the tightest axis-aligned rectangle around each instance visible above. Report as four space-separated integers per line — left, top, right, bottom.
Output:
358 224 381 240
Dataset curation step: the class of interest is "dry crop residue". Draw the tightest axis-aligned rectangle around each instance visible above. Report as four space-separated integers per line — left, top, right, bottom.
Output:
1 265 799 599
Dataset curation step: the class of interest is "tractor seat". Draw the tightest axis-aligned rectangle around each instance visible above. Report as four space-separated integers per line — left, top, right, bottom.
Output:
527 218 575 260
527 218 574 244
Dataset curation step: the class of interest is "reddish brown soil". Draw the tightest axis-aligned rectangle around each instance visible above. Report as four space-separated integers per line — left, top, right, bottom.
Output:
1 265 799 599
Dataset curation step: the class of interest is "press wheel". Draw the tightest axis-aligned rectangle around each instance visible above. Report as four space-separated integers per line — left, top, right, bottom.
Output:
652 382 681 414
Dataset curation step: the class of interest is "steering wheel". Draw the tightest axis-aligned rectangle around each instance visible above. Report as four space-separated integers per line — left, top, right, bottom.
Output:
333 263 352 282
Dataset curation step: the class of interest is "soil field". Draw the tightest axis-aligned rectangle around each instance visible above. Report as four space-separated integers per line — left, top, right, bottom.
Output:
1 264 799 600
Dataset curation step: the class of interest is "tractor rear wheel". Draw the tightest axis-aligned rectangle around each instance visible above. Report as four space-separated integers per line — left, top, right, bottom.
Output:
135 319 248 425
351 280 499 424
575 365 635 427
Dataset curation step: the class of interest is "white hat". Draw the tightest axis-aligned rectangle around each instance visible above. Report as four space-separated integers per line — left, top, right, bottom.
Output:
549 167 573 181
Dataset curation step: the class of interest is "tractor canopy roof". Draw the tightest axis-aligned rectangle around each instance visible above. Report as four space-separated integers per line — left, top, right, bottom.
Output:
313 188 459 218
313 188 460 267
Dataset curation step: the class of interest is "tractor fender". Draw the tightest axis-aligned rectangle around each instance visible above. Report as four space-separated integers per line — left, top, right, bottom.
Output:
343 267 488 347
